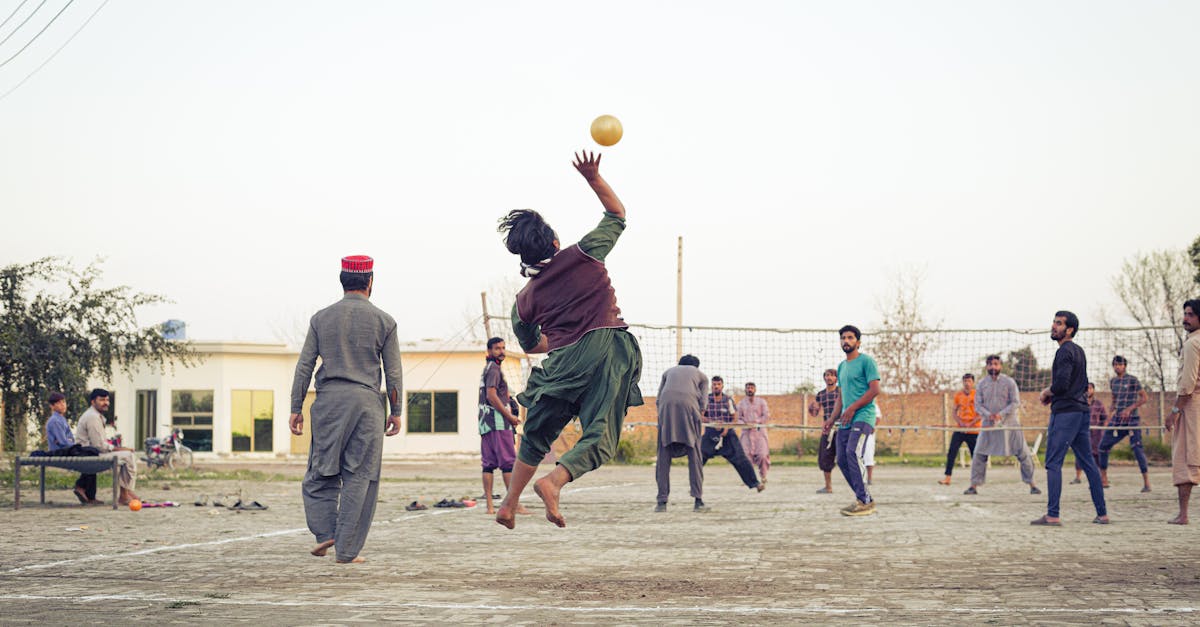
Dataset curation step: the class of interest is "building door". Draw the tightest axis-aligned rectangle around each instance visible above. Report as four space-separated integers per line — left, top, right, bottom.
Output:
135 390 157 450
290 391 315 455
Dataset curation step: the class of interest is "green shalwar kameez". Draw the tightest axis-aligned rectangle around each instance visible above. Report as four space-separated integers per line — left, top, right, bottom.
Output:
512 214 644 480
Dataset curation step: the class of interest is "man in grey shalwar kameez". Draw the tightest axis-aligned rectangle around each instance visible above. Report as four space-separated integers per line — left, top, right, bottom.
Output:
289 255 403 564
655 355 709 513
964 355 1041 496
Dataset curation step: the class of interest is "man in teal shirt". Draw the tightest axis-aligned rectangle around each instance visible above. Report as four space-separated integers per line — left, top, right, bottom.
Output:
823 325 881 516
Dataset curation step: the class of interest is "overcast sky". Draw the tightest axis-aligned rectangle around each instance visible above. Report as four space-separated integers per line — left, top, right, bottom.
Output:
1 1 1195 346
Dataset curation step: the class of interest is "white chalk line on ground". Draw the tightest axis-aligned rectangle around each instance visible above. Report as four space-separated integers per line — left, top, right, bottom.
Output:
4 483 628 575
0 594 1194 616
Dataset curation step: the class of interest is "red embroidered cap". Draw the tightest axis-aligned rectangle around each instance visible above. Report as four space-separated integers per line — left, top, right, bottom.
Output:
341 255 373 273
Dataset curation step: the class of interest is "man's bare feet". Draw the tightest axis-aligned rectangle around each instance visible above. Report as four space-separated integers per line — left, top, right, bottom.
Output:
336 556 366 564
533 477 566 528
516 504 532 515
495 503 516 529
311 539 335 557
1168 515 1189 525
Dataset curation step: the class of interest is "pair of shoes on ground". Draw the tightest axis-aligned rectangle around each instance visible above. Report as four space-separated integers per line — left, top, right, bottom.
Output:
963 486 1041 495
1031 515 1110 526
229 499 268 511
405 501 429 511
654 500 710 513
434 497 476 509
840 500 876 516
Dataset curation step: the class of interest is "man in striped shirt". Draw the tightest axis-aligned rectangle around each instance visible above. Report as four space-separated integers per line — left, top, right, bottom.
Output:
700 376 764 492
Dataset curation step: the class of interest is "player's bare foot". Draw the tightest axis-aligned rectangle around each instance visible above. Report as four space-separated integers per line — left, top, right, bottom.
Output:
495 504 516 529
515 504 532 515
336 556 366 564
487 506 496 514
937 477 951 486
1168 515 1189 525
533 478 566 528
311 539 335 556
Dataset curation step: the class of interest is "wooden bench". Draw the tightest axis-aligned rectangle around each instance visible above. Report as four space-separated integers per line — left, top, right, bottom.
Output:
13 456 120 510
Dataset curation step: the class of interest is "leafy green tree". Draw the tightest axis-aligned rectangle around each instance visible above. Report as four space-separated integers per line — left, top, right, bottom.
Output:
1190 234 1200 289
1 258 197 450
1003 346 1053 391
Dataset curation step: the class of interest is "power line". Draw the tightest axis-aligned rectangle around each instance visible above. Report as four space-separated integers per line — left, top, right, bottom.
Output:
0 0 47 48
0 0 104 103
0 0 77 70
0 0 33 34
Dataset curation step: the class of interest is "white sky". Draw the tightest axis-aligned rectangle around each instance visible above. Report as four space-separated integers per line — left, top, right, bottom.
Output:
1 1 1196 345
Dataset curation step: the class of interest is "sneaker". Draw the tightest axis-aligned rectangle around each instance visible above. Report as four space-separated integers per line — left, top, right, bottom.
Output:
1030 486 1042 495
693 500 710 513
1141 486 1152 493
755 482 766 493
841 500 876 516
815 487 832 494
654 502 667 513
1069 478 1082 484
963 487 978 495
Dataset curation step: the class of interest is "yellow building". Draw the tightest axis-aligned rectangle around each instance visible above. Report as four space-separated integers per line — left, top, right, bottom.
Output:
103 340 525 459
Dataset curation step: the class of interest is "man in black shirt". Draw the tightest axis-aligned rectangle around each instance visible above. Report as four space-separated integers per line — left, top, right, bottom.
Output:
1033 310 1108 526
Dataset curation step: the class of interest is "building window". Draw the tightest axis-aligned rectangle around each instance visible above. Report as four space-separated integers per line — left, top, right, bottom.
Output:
406 391 458 433
135 390 157 451
172 390 214 452
231 390 273 452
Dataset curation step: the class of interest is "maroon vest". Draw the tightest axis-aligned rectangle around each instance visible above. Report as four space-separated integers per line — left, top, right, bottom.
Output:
515 244 626 351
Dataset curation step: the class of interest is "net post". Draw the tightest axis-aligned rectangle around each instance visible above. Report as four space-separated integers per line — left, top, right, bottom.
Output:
942 392 950 452
801 392 808 455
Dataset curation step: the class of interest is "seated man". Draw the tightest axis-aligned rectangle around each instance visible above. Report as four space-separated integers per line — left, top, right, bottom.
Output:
44 392 100 505
700 376 764 492
74 388 139 506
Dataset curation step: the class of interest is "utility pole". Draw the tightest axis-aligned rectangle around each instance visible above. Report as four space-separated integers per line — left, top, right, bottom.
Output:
480 291 492 340
676 236 683 361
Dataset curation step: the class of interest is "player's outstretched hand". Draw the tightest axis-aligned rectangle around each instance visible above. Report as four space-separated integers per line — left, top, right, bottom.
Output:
573 150 601 182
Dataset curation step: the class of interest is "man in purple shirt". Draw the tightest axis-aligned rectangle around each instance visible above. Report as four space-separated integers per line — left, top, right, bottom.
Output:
44 392 98 505
479 338 529 516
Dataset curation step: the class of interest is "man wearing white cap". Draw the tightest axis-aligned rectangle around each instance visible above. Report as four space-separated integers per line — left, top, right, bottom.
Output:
289 255 403 564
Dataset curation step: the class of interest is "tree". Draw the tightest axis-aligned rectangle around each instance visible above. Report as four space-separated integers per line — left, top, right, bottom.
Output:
1190 234 1200 289
0 258 197 451
872 268 949 458
1004 346 1052 391
1101 249 1194 392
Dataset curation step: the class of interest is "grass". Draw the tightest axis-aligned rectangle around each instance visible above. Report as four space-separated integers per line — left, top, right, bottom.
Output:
0 461 292 490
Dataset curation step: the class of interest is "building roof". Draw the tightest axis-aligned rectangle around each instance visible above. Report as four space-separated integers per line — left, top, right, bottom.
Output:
184 339 521 358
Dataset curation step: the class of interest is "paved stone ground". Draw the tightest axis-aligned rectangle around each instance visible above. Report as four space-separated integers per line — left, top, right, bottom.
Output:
3 461 1197 625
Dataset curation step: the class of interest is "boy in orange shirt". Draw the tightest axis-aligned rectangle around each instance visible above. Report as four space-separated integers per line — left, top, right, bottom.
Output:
938 374 980 485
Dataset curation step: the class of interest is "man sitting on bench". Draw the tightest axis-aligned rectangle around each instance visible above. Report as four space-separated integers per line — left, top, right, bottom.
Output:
75 388 139 506
44 392 101 505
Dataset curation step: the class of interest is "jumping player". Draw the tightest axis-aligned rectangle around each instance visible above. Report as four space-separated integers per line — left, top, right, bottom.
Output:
494 150 644 529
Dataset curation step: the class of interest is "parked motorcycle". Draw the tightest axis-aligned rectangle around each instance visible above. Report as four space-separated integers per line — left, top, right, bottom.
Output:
142 427 195 470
